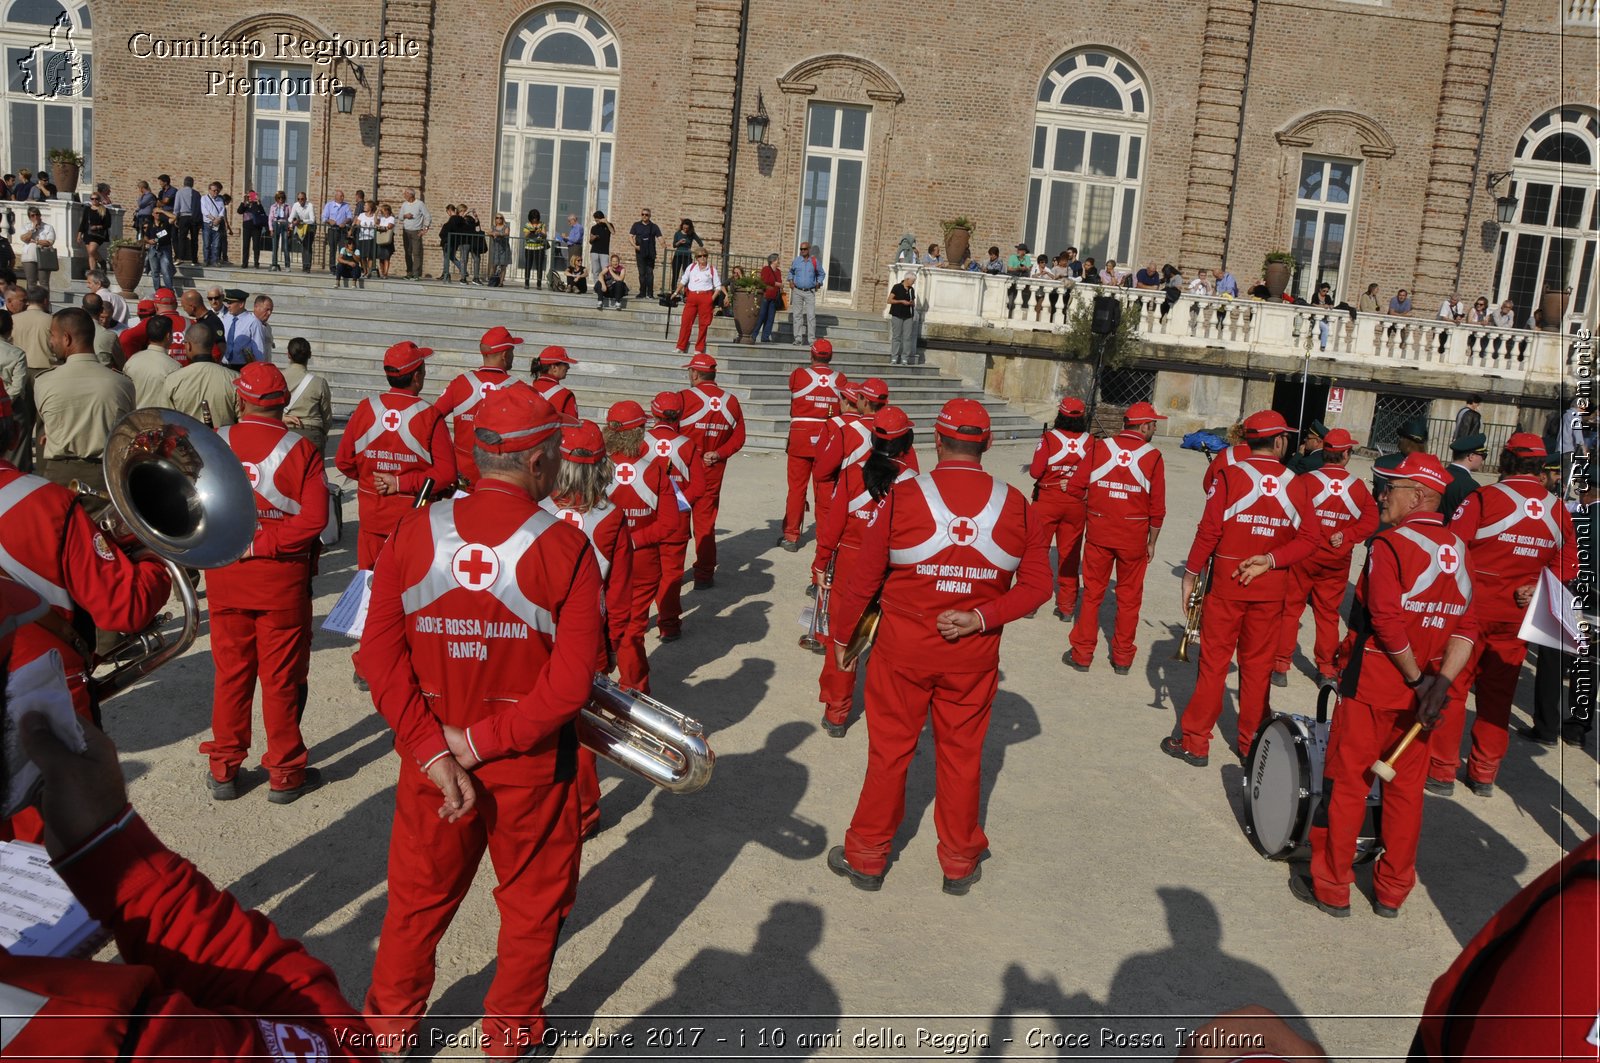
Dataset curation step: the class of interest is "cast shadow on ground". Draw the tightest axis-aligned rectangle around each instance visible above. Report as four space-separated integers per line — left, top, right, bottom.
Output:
1415 792 1529 947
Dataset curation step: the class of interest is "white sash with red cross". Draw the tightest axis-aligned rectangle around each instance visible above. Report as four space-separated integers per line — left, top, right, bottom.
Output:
1222 461 1300 525
459 370 508 417
539 498 614 580
351 397 433 464
792 367 840 421
1392 525 1474 608
609 458 659 511
1475 481 1563 545
221 425 304 517
648 430 692 482
1308 467 1363 520
681 386 736 433
399 501 557 635
1088 438 1154 493
888 475 1021 572
0 474 72 610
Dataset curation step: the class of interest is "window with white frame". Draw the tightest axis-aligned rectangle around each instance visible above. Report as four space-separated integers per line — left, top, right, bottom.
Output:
1289 156 1359 300
799 102 870 296
1491 107 1599 330
249 65 312 199
1 0 92 182
1026 49 1147 266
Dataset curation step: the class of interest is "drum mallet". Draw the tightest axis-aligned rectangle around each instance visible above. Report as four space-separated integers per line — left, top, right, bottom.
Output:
1371 722 1424 782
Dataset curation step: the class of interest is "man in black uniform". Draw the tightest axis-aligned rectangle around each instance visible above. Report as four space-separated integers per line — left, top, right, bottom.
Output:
1373 417 1428 489
1441 433 1486 520
1286 420 1327 475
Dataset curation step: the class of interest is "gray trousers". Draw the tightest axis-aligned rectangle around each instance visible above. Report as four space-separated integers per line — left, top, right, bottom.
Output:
790 287 818 343
890 314 919 363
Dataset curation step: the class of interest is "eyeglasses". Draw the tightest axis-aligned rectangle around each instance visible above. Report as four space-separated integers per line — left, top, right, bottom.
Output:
694 254 708 260
208 295 223 302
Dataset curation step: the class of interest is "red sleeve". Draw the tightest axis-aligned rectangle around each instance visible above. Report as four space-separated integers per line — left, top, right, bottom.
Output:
813 475 850 575
605 524 632 653
1453 567 1479 648
1027 433 1049 481
974 493 1054 629
334 403 365 480
359 528 449 769
684 439 707 504
395 411 456 495
1553 503 1579 583
118 322 146 361
905 446 921 473
1364 539 1413 657
715 396 746 460
1062 441 1093 504
1147 450 1166 529
432 374 468 418
469 547 602 761
1450 489 1484 538
60 509 172 634
830 490 893 646
1351 479 1380 543
813 423 843 482
1184 473 1228 575
56 812 368 1044
252 439 329 558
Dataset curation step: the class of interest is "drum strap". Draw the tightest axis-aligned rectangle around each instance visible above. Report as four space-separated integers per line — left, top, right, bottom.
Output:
1341 538 1403 697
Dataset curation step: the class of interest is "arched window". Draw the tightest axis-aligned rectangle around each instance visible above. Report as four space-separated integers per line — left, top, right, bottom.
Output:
1025 49 1147 266
498 4 618 238
0 0 93 181
1492 107 1599 329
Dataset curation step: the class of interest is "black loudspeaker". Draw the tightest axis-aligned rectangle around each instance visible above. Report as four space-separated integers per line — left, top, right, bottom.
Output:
1091 295 1121 336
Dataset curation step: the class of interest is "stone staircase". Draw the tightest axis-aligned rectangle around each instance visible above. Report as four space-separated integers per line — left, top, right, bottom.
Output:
153 266 1041 450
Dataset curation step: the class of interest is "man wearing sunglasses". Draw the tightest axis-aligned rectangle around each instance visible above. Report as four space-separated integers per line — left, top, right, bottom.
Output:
788 242 825 347
629 209 662 300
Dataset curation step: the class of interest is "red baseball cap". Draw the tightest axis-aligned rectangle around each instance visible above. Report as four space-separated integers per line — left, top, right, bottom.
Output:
383 341 433 375
872 405 915 441
0 577 47 661
859 378 889 403
152 287 177 304
1320 428 1358 452
136 298 156 317
836 380 859 402
559 420 607 464
1504 431 1549 458
537 344 576 366
683 353 718 372
607 400 647 430
234 362 289 407
474 387 563 454
1057 396 1086 417
482 326 525 354
1123 401 1167 425
1375 453 1450 494
1243 410 1291 440
810 339 834 361
651 391 683 419
935 397 991 443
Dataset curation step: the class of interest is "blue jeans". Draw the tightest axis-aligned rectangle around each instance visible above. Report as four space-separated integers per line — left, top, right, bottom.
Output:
757 296 779 341
146 246 174 290
271 222 290 268
203 223 223 265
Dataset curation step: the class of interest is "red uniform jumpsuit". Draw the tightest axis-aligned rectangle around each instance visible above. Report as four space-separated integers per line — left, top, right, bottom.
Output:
678 383 745 582
1028 427 1091 614
830 460 1052 878
1274 465 1378 681
608 444 681 690
0 809 376 1060
357 482 602 1056
433 366 511 486
1177 456 1303 759
1309 510 1476 910
783 364 844 542
644 423 704 637
813 457 915 725
0 463 170 841
1427 476 1577 787
1412 835 1598 1060
532 376 579 423
335 390 456 569
540 494 633 838
1065 430 1166 668
201 418 328 791
1201 441 1251 494
118 310 190 366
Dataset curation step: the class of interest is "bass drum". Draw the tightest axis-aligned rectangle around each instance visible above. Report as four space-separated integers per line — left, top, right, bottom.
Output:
1243 688 1382 864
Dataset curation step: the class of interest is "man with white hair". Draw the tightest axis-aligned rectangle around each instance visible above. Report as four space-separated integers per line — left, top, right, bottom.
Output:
84 269 127 326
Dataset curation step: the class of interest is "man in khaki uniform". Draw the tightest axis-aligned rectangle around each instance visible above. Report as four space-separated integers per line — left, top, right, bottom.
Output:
10 286 54 375
0 306 32 470
281 336 332 454
81 293 121 368
33 307 134 495
165 321 239 428
123 316 181 409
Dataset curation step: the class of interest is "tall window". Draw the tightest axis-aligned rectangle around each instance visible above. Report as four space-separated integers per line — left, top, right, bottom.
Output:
1290 156 1359 299
1 0 92 181
799 102 870 296
498 5 618 234
1491 107 1599 330
1026 49 1147 265
249 65 312 198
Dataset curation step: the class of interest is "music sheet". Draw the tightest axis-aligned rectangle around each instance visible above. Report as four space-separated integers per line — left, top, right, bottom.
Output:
0 841 102 958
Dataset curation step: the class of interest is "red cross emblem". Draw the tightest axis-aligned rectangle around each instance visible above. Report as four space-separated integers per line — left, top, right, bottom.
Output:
242 461 260 488
1438 545 1460 574
1329 480 1344 494
258 1020 328 1062
654 439 672 457
451 543 500 591
381 408 403 432
1261 475 1280 495
1117 452 1132 466
1526 498 1545 520
708 396 723 413
948 517 978 546
615 463 636 485
1066 438 1084 457
557 508 584 529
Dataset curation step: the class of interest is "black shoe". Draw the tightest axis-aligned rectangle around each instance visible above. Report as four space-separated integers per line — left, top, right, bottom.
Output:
694 578 715 590
1289 873 1351 918
1516 725 1559 748
1423 777 1456 797
820 718 847 738
207 773 239 801
268 767 323 805
1062 652 1090 673
1271 671 1289 688
1465 777 1495 798
1053 607 1070 621
1160 736 1208 767
659 631 681 643
942 864 982 896
1372 899 1400 919
1112 664 1131 676
827 845 883 891
1563 728 1588 747
781 539 800 553
353 668 369 692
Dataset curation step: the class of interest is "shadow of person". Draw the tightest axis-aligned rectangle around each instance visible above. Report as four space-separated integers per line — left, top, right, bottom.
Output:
1414 793 1530 946
601 902 841 1056
1145 623 1195 713
552 721 825 1023
1499 736 1598 850
981 962 1104 1058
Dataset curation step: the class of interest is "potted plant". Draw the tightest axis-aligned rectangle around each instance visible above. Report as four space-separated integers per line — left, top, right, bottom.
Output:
942 216 975 267
1539 284 1571 331
730 272 766 341
1262 250 1296 299
48 147 82 195
110 237 144 297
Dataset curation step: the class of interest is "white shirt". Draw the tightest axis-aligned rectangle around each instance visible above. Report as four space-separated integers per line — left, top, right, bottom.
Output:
202 195 225 226
93 287 128 326
1438 299 1464 321
682 262 721 293
289 201 315 226
357 211 377 239
20 222 55 263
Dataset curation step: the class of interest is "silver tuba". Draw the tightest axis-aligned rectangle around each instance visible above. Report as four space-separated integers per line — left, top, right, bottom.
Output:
582 673 715 794
82 409 257 701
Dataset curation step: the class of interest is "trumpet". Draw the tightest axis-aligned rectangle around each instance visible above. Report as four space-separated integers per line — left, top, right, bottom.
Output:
800 557 834 653
1175 557 1213 663
582 673 715 794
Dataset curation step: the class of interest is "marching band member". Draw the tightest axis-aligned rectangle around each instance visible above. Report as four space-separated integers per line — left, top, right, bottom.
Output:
827 399 1051 894
1272 428 1377 688
1063 401 1167 673
678 354 745 588
541 418 632 838
780 338 845 551
1164 410 1300 766
334 341 456 572
434 325 521 486
814 378 888 488
357 386 599 1058
1201 435 1250 494
1028 395 1091 619
530 345 579 423
812 405 916 736
605 400 681 691
646 391 703 641
1270 453 1476 918
1426 432 1576 797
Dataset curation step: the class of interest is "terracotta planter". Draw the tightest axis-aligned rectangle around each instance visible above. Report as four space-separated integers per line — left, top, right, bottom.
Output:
51 161 79 194
731 288 763 340
944 227 971 267
1539 288 1570 331
111 245 143 297
1264 261 1292 299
